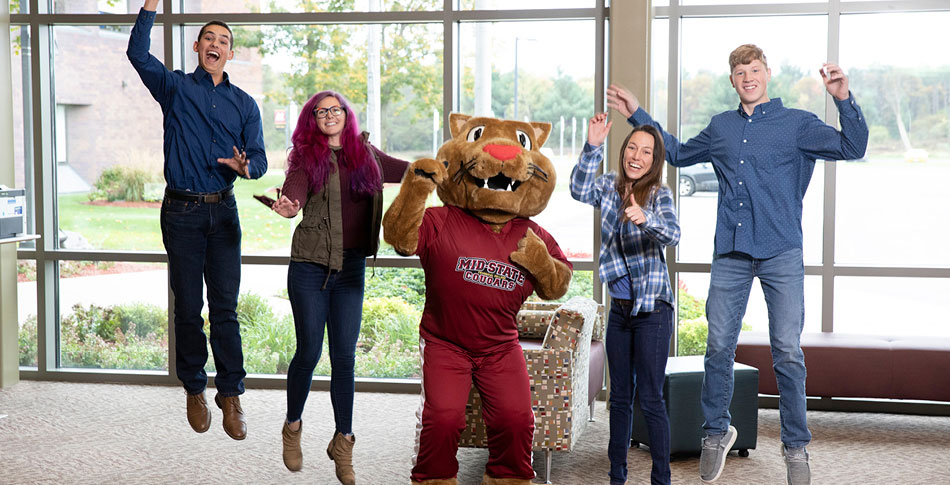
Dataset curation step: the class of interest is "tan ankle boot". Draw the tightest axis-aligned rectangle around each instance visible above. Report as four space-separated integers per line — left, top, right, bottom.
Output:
326 431 356 485
282 420 302 472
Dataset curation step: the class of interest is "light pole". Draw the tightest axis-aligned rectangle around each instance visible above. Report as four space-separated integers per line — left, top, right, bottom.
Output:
513 37 535 120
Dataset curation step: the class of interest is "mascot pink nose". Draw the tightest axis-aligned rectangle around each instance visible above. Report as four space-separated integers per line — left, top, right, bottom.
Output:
482 144 523 161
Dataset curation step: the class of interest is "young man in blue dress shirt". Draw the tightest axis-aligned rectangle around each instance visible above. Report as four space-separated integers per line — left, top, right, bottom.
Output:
127 0 268 441
607 44 868 485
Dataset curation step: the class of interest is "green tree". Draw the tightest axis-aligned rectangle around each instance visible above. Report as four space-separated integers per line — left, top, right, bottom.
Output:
233 0 442 153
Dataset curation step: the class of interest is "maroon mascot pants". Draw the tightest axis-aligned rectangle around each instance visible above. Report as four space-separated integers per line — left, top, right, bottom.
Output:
410 338 535 482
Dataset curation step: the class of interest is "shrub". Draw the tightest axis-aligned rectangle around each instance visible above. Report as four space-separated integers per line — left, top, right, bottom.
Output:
365 268 426 311
89 166 159 202
242 315 296 374
17 260 36 282
359 297 420 350
115 302 167 339
18 315 37 366
678 286 705 321
678 317 711 357
236 291 276 327
676 279 752 356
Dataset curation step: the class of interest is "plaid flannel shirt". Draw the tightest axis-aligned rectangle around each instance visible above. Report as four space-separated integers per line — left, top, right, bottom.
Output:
570 142 681 314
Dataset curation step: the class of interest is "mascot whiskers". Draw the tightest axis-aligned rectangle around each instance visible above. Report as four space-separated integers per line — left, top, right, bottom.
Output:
384 113 573 485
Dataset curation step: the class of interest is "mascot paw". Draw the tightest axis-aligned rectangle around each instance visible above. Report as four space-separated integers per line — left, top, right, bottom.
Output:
409 158 449 187
509 228 548 273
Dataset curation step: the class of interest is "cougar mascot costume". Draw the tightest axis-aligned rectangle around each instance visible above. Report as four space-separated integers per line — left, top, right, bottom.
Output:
384 114 573 485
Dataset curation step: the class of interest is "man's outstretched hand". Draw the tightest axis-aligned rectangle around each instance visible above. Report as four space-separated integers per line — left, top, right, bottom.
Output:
607 84 640 119
218 146 250 178
820 63 850 101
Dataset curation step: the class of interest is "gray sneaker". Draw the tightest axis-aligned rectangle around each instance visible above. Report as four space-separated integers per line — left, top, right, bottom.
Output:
782 445 811 485
699 425 738 483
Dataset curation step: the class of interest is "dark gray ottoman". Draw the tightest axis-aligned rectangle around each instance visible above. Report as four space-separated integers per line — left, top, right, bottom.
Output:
631 355 758 456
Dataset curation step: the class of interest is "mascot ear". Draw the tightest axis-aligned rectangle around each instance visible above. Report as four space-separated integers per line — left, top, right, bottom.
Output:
449 113 471 139
530 121 552 148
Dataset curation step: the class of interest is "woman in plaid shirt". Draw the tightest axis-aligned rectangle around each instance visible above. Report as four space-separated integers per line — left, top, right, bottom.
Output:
570 112 680 485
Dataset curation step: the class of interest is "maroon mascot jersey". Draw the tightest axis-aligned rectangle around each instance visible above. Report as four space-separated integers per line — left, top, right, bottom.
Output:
414 205 572 353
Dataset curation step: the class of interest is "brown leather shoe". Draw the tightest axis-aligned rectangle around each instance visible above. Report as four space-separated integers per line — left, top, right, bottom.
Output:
326 431 356 485
185 391 211 433
282 420 303 472
214 394 247 440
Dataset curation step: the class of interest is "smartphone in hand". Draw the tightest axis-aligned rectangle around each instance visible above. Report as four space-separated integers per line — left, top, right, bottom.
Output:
254 194 276 208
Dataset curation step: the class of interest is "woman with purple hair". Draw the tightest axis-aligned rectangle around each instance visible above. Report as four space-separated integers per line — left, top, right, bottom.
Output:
271 91 408 483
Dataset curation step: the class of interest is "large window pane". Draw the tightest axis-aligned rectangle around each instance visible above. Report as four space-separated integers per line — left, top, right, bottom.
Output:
234 264 423 378
677 16 828 264
183 0 439 13
651 18 669 129
835 277 950 337
678 162 825 264
53 25 165 251
682 0 813 4
459 20 596 259
677 272 821 356
10 25 34 241
17 259 38 368
58 261 168 371
54 0 161 14
182 22 441 255
837 12 950 267
459 0 593 8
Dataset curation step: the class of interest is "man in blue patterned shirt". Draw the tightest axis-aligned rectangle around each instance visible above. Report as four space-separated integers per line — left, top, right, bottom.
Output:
128 0 268 441
608 44 868 485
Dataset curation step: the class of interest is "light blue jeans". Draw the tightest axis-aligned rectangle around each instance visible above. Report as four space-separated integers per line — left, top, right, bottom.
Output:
700 248 811 448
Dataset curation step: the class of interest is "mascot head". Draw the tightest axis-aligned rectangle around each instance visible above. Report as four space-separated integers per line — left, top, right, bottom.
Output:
436 113 555 225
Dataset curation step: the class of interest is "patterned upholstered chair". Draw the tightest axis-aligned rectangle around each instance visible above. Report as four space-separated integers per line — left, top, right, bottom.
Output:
458 296 606 484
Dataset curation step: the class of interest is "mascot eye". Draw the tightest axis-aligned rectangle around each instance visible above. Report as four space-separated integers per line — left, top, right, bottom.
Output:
515 130 532 150
467 126 486 142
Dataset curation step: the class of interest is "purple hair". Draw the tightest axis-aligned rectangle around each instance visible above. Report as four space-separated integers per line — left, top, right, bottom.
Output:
286 91 381 196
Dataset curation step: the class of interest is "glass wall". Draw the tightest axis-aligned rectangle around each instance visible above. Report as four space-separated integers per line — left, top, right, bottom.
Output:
8 2 604 383
16 258 37 368
837 12 950 268
58 261 169 371
14 0 946 384
54 25 165 251
458 20 596 258
654 0 950 354
183 0 440 14
459 0 594 9
676 15 827 265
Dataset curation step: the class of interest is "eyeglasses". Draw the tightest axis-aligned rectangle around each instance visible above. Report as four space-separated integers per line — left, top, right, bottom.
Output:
314 106 345 119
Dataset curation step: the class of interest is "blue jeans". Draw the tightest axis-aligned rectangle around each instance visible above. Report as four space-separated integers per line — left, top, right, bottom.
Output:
701 248 811 448
161 193 245 397
606 300 673 485
285 250 366 434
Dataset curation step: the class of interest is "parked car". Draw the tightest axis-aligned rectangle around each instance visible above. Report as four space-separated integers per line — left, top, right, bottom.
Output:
678 163 718 196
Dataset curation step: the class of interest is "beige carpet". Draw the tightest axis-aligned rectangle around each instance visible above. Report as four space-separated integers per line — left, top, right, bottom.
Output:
1 381 949 484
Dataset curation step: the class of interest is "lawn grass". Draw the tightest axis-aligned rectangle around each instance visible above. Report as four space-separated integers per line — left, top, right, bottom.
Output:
58 172 300 253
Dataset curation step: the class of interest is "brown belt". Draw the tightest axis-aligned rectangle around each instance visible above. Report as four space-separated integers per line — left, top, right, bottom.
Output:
165 188 233 204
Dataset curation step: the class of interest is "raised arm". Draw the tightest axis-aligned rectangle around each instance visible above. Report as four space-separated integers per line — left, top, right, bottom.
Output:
799 64 869 161
382 158 448 256
569 114 612 207
126 1 178 104
609 83 712 168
